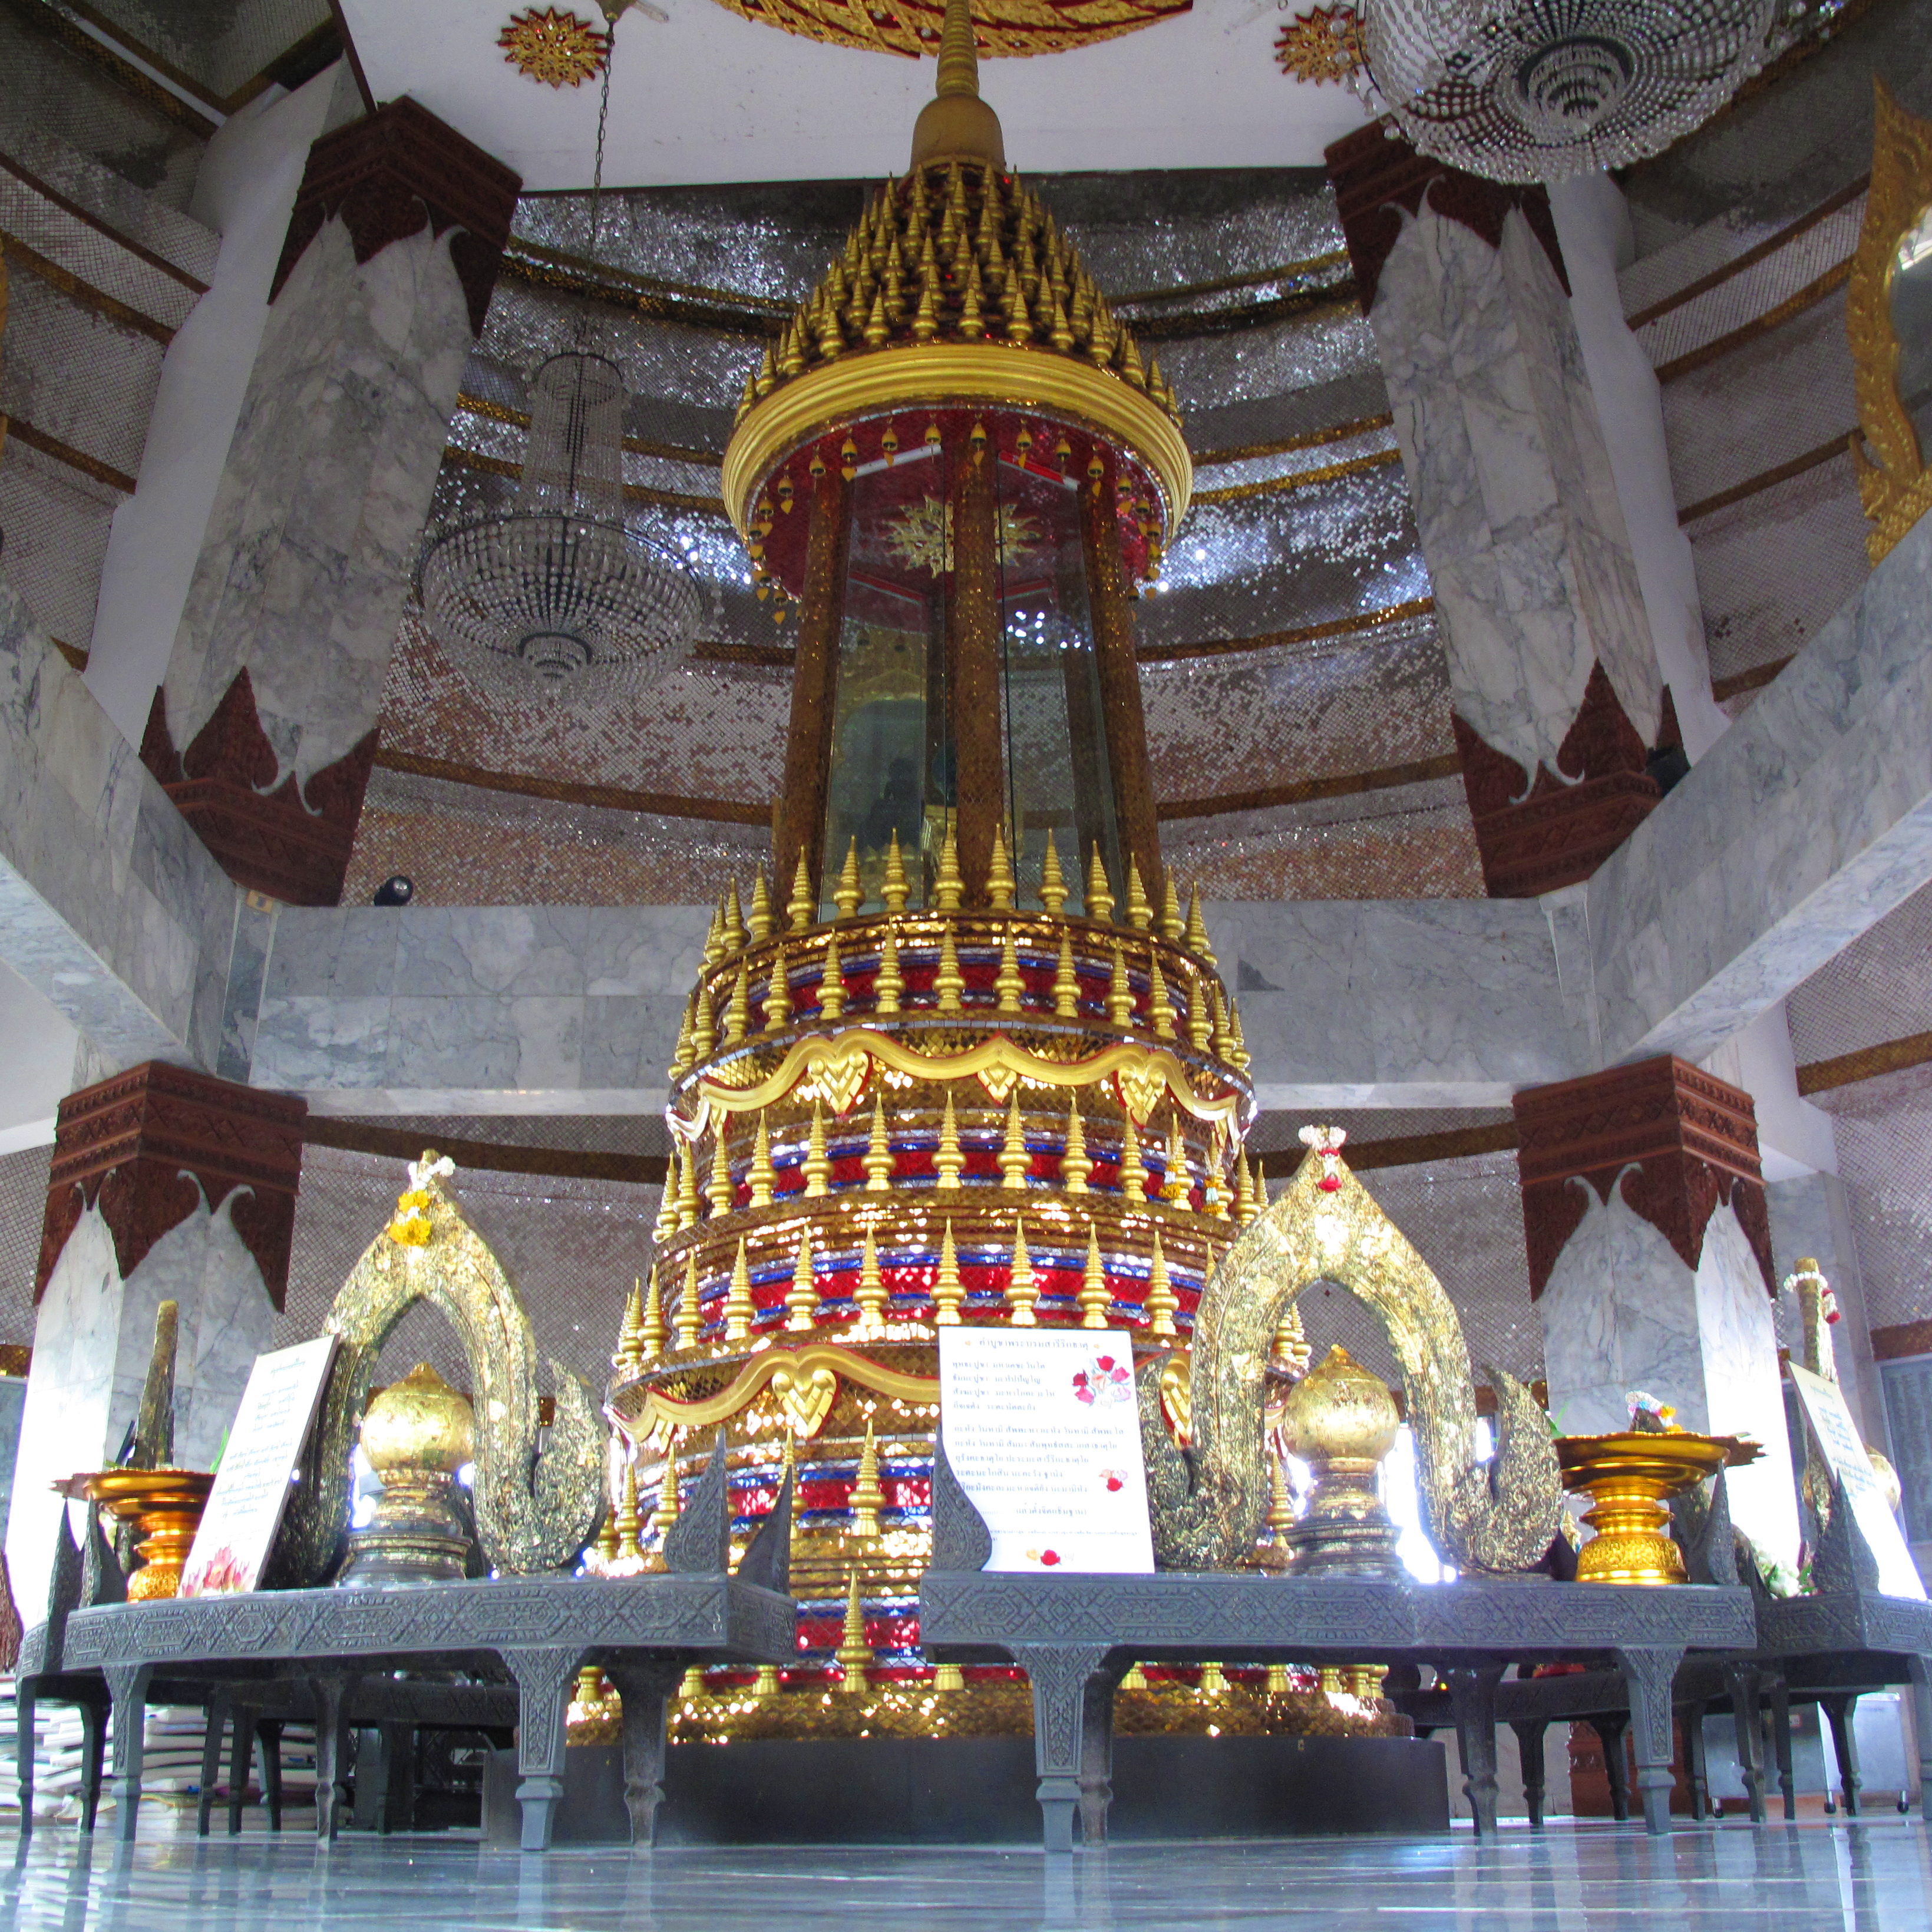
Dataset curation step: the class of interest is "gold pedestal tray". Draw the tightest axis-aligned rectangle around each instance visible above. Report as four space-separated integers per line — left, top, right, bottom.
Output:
68 1468 216 1600
1555 1432 1760 1586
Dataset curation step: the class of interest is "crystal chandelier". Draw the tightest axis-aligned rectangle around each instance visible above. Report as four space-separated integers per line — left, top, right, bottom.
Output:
418 24 702 700
1357 0 1796 183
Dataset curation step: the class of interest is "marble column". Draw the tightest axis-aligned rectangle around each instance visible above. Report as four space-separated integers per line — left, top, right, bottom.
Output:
6 1061 305 1613
139 98 520 907
1515 1055 1801 1577
1327 127 1674 899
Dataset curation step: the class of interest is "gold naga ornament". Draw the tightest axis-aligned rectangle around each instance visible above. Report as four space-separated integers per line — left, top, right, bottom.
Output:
276 1153 603 1584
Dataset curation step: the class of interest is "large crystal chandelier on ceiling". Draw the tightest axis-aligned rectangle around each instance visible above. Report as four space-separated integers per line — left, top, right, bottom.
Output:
418 22 702 701
1355 0 1799 183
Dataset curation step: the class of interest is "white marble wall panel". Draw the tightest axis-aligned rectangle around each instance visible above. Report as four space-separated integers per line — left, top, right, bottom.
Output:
1373 203 1660 781
162 214 471 790
1587 509 1932 1067
1540 1187 1799 1574
5 1195 275 1615
0 572 238 1071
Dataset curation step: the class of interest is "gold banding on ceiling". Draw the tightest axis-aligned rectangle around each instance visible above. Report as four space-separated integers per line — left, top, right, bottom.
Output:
706 0 1189 59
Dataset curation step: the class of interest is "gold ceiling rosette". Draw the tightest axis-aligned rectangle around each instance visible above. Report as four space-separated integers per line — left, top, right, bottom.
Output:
708 0 1189 61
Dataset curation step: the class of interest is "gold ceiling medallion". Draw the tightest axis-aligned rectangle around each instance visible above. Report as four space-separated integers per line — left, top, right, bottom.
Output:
708 0 1188 60
1273 4 1365 84
498 6 612 85
1849 81 1932 565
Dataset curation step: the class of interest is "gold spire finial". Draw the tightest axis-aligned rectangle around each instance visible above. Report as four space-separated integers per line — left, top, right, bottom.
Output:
640 1267 668 1359
676 1252 702 1350
999 1091 1029 1190
1007 1214 1039 1325
724 1236 755 1342
856 1226 888 1330
1061 1098 1091 1194
837 1569 873 1693
935 923 965 1014
1039 837 1068 914
804 1098 831 1197
851 1418 885 1537
995 924 1024 1015
936 1089 964 1190
787 850 816 931
766 944 792 1030
934 1219 964 1324
1078 1227 1110 1329
864 1089 893 1191
787 1226 818 1331
988 822 1016 910
615 1459 643 1564
1145 1227 1177 1337
935 815 964 910
910 0 1005 170
883 830 910 913
834 837 864 918
1053 932 1079 1018
750 1111 775 1209
876 920 904 1016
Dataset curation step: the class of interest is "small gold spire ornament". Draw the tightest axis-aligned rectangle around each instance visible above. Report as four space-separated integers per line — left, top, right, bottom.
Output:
1160 878 1184 944
749 870 774 943
1119 1117 1147 1204
1122 1663 1148 1691
988 823 1016 910
724 963 751 1046
1145 1228 1177 1337
787 1228 818 1330
753 1664 781 1699
851 1418 885 1537
788 851 815 930
820 932 846 1019
1078 1227 1110 1329
1086 847 1115 922
615 1278 644 1371
1007 1216 1039 1325
656 1437 683 1537
750 1112 775 1209
679 1665 706 1701
1272 1297 1312 1376
1107 942 1135 1026
1053 933 1080 1018
935 923 965 1014
669 995 695 1081
1233 1151 1253 1224
864 1091 893 1191
837 1571 871 1694
834 838 864 917
1125 861 1153 932
1187 976 1213 1051
1000 1093 1030 1189
935 1662 965 1693
709 1127 735 1218
1061 1100 1091 1193
766 946 792 1029
934 1220 964 1324
614 1459 643 1564
691 983 718 1059
640 1267 668 1359
1230 1001 1250 1071
724 1237 755 1342
935 817 964 910
1200 1662 1229 1696
723 883 748 952
1039 837 1068 913
1147 956 1175 1039
883 830 910 912
804 1099 832 1198
936 1090 964 1190
702 901 724 970
1164 1120 1190 1205
856 1227 888 1330
995 925 1024 1014
1211 983 1234 1060
679 1141 702 1230
876 922 903 1016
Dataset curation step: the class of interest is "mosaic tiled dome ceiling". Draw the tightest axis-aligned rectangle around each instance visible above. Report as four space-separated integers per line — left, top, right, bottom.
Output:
711 0 1189 58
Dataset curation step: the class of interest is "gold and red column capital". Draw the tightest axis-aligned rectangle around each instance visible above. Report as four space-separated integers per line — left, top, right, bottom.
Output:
1511 1055 1774 1302
37 1062 307 1310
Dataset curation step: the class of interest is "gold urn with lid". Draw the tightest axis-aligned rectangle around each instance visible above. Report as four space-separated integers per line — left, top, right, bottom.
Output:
338 1363 477 1587
1276 1345 1404 1578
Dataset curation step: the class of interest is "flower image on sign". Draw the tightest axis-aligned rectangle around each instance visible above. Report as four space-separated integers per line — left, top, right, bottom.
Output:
939 1327 1154 1574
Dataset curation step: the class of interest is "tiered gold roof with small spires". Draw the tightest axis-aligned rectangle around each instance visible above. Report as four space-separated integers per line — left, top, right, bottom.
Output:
721 0 1191 537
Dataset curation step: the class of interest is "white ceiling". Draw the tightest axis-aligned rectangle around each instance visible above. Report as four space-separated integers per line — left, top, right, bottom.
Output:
339 0 1372 190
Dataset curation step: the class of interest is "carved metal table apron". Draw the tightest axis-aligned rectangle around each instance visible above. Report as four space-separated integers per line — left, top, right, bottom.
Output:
52 1570 795 1849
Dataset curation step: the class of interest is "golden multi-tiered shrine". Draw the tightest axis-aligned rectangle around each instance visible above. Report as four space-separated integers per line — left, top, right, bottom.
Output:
591 0 1297 1729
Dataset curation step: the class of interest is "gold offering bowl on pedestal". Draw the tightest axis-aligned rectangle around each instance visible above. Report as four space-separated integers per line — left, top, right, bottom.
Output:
1555 1432 1760 1586
338 1363 477 1587
72 1468 216 1600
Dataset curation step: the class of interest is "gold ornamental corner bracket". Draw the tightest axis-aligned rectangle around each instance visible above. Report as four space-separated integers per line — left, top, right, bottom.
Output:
689 1026 1247 1131
620 1342 941 1441
721 343 1193 539
1849 80 1932 565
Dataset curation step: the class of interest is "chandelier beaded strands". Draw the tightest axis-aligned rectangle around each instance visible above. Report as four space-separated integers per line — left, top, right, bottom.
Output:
1355 0 1794 183
418 21 704 699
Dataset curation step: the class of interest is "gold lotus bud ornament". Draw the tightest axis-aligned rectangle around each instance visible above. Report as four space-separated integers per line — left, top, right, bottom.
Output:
339 1363 478 1587
387 1151 453 1246
1276 1346 1402 1578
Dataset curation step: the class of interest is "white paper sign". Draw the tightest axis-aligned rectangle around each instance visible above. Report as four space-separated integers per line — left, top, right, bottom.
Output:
181 1336 338 1596
939 1327 1154 1574
1788 1362 1926 1600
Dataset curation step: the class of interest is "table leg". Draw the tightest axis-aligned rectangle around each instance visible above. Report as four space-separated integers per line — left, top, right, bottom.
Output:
13 1683 34 1835
607 1662 682 1850
1908 1658 1932 1815
77 1699 107 1837
1821 1693 1863 1818
1510 1719 1548 1829
1078 1666 1122 1848
196 1694 226 1838
501 1646 582 1853
1613 1647 1685 1835
1721 1663 1766 1824
312 1676 360 1843
1016 1645 1114 1854
382 1723 415 1835
1682 1699 1710 1822
1765 1678 1795 1821
1445 1666 1505 1838
1591 1713 1632 1823
258 1719 285 1833
102 1665 153 1844
228 1705 256 1835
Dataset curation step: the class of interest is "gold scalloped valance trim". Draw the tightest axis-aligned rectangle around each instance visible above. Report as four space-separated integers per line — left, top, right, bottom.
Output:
616 1342 940 1442
678 1027 1248 1137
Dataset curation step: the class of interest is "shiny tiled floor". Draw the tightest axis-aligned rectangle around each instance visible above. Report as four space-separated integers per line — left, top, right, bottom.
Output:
4 1822 1931 1929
